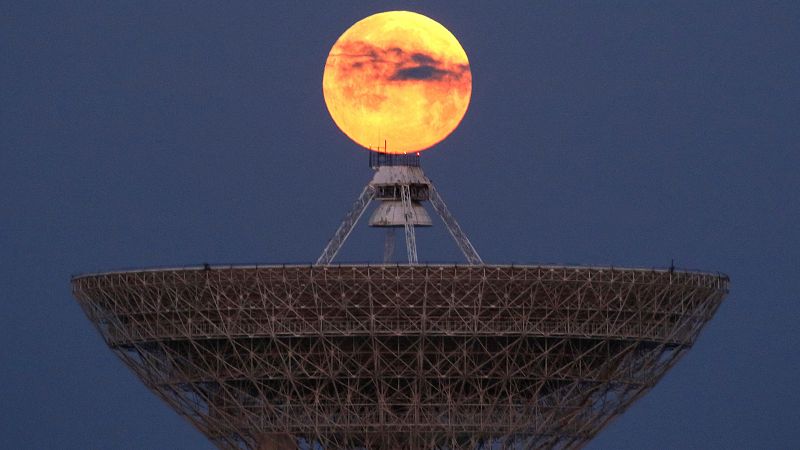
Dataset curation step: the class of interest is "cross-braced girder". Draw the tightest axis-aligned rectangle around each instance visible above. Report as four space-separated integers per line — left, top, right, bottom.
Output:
72 265 728 450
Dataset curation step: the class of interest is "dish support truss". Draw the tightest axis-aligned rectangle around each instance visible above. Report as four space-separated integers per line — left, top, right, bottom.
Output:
316 163 482 266
72 265 728 450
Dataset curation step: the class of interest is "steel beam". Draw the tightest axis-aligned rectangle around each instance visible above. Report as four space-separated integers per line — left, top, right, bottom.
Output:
428 184 483 265
400 184 418 264
315 185 375 265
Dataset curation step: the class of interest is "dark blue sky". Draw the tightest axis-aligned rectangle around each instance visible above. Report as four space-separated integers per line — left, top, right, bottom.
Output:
2 1 798 448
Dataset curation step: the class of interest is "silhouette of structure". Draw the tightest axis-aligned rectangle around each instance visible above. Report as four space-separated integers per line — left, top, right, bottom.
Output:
72 154 728 449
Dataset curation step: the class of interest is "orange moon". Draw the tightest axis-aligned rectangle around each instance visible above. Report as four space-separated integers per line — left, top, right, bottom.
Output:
323 11 471 154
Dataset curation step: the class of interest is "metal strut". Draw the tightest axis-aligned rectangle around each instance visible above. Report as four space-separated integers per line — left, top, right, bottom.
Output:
383 228 395 263
316 185 375 265
400 184 418 264
428 184 483 265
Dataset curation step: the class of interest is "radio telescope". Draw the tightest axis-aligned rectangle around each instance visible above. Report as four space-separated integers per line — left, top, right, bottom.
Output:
71 10 728 450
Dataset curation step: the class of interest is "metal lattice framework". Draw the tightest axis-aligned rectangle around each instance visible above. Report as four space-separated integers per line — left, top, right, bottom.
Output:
72 264 728 450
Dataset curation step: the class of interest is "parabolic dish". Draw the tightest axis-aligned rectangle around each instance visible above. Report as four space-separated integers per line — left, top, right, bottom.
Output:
73 264 728 450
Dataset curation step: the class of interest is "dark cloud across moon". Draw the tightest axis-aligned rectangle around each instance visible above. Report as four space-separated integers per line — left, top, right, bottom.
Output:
391 65 451 81
329 41 470 83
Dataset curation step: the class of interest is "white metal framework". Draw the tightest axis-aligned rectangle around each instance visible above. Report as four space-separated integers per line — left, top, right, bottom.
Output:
400 184 418 263
316 160 482 266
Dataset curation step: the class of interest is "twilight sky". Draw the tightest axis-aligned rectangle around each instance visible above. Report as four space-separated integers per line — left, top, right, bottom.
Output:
1 1 798 449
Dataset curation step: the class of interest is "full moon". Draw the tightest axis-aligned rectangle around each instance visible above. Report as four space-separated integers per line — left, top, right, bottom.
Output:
323 11 471 154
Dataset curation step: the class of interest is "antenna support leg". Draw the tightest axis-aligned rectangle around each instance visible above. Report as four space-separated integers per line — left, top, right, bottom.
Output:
383 228 395 263
316 185 375 265
400 184 418 264
428 184 483 265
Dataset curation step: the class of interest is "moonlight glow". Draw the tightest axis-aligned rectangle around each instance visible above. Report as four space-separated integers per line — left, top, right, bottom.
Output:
323 11 472 154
